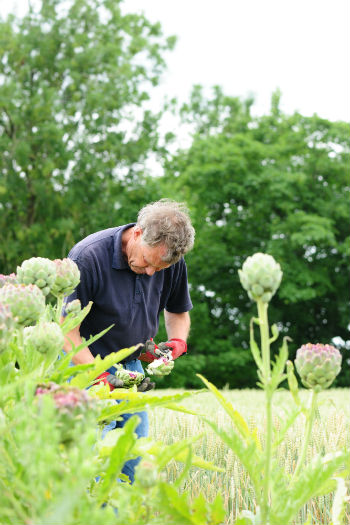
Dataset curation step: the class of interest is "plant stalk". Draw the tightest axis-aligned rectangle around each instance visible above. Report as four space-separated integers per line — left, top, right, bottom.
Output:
56 295 64 324
257 299 272 525
257 299 270 378
293 388 317 478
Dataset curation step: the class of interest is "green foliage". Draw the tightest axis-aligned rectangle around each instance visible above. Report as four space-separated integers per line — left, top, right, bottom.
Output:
161 86 350 388
196 254 349 525
0 0 170 272
0 256 226 524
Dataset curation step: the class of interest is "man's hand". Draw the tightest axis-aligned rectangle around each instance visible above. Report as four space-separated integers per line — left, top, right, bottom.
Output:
158 338 187 360
95 372 155 391
137 377 156 392
95 371 124 391
139 338 161 363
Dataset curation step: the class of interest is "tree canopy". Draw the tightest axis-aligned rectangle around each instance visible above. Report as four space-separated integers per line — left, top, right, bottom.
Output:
0 0 173 271
156 87 350 388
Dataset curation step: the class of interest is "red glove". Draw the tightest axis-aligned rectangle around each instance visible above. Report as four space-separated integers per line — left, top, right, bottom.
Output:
162 338 187 360
95 371 116 391
139 338 159 363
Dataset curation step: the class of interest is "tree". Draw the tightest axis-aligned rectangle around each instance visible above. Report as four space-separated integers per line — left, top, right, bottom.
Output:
159 87 350 388
0 0 175 271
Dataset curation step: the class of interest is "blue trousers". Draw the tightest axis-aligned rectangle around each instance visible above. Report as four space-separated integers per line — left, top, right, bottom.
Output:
102 359 149 484
64 354 149 484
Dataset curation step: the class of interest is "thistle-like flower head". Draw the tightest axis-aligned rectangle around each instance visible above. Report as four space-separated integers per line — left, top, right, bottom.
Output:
35 382 95 420
24 322 64 354
17 257 57 296
51 259 80 298
0 284 45 326
295 343 342 391
238 252 283 303
0 303 16 353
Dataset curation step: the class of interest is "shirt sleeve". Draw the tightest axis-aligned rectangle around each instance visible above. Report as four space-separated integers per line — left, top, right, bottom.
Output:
165 258 193 313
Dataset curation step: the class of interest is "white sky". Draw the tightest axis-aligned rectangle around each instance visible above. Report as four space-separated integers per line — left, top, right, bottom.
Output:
2 0 349 123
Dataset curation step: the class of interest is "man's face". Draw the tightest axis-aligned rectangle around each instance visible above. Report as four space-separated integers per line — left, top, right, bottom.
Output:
127 229 170 276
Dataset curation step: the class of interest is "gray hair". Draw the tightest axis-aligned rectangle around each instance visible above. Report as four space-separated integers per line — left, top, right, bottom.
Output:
136 199 195 264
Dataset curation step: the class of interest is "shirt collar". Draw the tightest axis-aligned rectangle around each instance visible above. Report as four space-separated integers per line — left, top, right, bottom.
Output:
112 223 135 270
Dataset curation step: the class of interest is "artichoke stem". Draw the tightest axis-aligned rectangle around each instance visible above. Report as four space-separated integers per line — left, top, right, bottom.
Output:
55 295 64 324
257 299 270 379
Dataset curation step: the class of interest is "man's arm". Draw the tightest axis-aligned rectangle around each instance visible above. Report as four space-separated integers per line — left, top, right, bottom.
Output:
60 317 95 365
164 310 190 341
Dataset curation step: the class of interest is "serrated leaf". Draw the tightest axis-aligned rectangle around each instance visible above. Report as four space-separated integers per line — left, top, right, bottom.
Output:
197 374 251 440
70 346 140 388
271 450 350 524
97 415 139 502
96 390 201 421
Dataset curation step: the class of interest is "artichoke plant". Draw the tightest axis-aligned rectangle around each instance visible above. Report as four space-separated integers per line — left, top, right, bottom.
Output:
0 303 16 353
23 322 64 355
51 259 80 298
238 252 283 303
295 343 342 391
0 284 45 326
17 257 57 296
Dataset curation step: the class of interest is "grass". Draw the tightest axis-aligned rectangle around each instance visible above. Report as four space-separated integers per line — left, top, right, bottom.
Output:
149 387 350 525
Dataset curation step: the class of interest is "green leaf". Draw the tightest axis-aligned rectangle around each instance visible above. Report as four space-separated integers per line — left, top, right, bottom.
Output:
197 374 251 440
202 417 263 493
70 346 140 388
270 336 290 390
331 477 348 525
209 493 226 524
96 390 201 422
271 450 350 525
249 317 264 372
269 323 279 344
97 415 139 501
286 360 303 408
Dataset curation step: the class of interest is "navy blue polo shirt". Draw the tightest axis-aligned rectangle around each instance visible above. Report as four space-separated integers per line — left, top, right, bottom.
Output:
64 224 193 360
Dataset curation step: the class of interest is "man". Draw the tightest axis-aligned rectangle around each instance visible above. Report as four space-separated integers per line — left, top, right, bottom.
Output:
62 199 195 483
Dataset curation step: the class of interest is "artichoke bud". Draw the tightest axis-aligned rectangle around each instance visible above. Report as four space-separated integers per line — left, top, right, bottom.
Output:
17 257 57 296
238 253 282 303
0 303 16 353
114 364 144 387
136 460 158 488
0 273 18 288
65 299 81 315
51 259 80 298
295 343 342 391
24 322 64 354
0 284 45 326
146 355 175 376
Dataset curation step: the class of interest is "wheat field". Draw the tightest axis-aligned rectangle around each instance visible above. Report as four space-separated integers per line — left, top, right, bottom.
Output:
148 388 350 525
